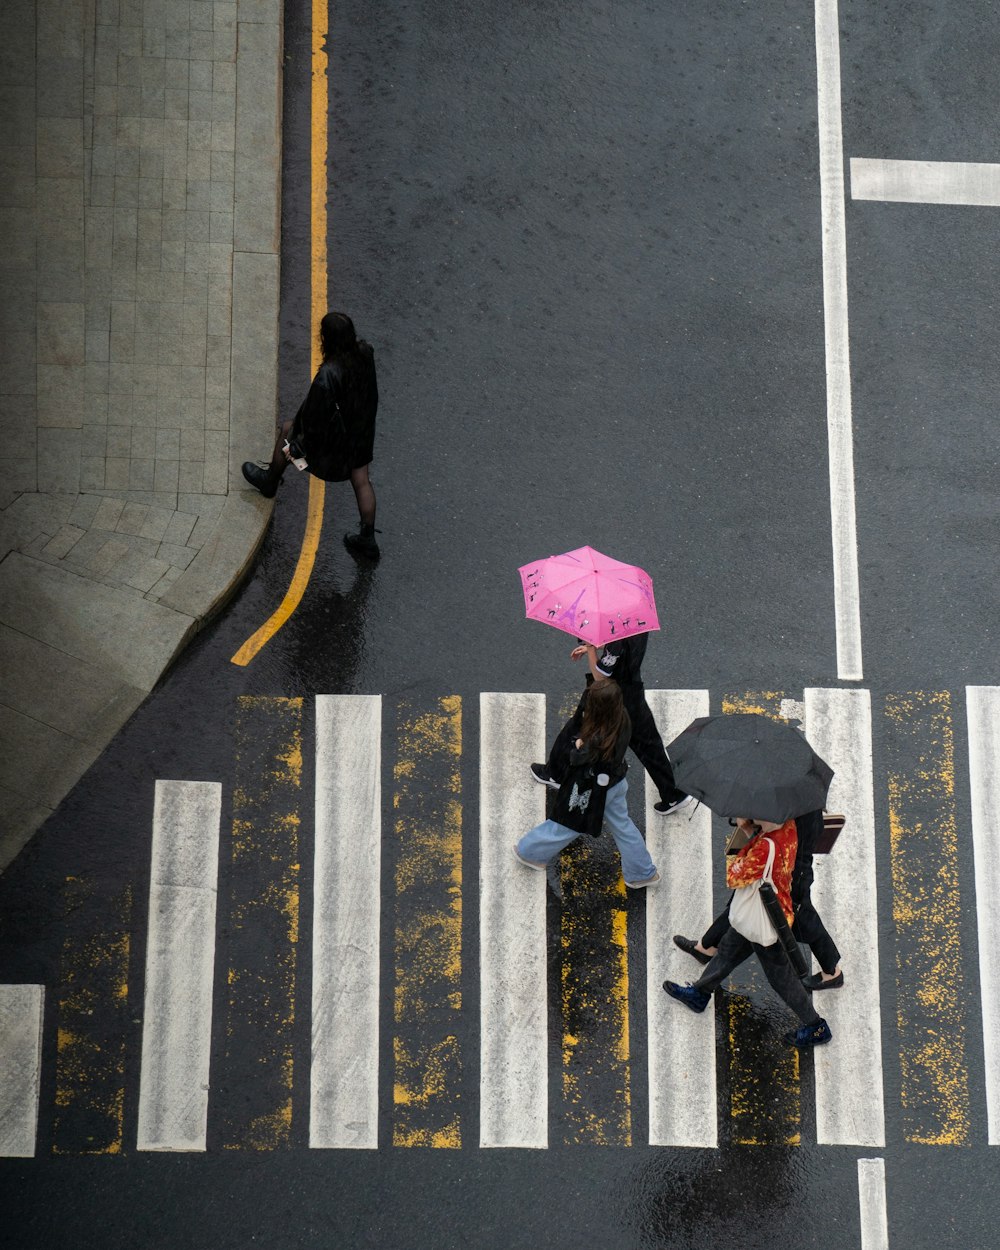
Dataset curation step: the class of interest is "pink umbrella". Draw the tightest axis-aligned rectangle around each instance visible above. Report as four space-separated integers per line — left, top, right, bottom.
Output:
518 545 660 647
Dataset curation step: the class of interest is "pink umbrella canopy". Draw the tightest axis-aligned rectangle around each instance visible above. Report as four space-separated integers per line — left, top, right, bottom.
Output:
518 545 660 647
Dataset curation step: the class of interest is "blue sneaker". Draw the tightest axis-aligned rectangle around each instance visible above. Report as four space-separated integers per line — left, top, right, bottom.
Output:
662 981 711 1013
783 1018 833 1048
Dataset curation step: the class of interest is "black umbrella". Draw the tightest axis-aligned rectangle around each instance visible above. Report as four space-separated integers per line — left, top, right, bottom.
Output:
666 713 834 823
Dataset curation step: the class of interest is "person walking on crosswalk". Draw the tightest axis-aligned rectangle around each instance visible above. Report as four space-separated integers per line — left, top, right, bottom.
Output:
529 632 692 815
663 816 833 1049
241 311 381 557
673 809 844 990
514 680 661 888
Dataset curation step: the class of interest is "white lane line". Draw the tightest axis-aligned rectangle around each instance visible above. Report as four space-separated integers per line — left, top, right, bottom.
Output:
814 0 864 682
137 780 221 1151
0 984 45 1157
645 689 716 1148
851 157 1000 206
858 1158 889 1250
965 687 1000 1144
311 694 382 1149
805 688 885 1146
479 692 548 1149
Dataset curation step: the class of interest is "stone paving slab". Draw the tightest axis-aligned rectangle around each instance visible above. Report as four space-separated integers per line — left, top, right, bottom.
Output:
0 0 283 869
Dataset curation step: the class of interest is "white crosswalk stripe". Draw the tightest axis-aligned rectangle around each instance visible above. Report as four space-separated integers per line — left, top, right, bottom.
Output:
479 693 548 1148
965 686 1000 1146
644 689 716 1148
806 688 885 1147
137 780 221 1152
311 694 382 1149
0 983 45 1158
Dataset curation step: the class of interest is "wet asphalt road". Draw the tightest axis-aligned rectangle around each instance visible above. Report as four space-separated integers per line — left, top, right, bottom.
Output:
4 1 1000 1246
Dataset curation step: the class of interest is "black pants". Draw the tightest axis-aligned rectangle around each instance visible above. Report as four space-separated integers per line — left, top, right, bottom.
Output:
693 926 821 1025
546 684 685 806
700 809 842 976
790 863 841 974
700 884 840 975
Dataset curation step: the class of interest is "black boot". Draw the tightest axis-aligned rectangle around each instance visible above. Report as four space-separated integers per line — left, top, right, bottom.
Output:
242 461 279 498
344 523 380 558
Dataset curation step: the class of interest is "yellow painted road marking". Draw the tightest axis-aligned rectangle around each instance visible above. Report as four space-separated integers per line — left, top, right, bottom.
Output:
549 687 632 1144
53 879 131 1155
721 692 800 1146
560 841 632 1145
393 696 463 1148
222 696 302 1149
886 691 970 1145
230 0 329 667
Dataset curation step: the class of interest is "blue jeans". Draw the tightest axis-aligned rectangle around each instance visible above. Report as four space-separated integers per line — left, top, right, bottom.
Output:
516 778 656 883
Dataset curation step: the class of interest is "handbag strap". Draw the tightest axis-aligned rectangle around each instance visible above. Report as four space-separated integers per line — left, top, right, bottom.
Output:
761 836 776 885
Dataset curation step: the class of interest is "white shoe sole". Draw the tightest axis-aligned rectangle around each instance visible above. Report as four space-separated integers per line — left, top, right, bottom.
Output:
513 844 547 870
625 871 661 889
656 795 695 815
529 765 560 790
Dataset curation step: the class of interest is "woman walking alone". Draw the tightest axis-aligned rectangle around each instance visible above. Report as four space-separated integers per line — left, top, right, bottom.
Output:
242 311 381 557
514 680 660 889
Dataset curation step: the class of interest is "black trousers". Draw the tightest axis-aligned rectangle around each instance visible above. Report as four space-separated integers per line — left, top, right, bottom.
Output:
700 810 842 976
692 926 821 1026
546 684 685 806
700 886 840 975
790 863 841 974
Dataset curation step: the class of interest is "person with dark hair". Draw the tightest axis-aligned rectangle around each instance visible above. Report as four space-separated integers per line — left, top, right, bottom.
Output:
242 310 381 557
514 680 660 888
529 633 691 816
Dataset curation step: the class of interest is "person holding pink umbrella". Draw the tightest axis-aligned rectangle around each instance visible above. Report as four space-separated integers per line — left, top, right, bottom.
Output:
519 546 692 816
530 632 693 815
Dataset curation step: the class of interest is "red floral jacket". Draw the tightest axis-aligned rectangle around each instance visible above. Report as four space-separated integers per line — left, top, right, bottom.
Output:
726 819 797 924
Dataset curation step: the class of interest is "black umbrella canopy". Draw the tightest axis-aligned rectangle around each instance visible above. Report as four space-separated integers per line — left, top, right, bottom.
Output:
666 712 834 824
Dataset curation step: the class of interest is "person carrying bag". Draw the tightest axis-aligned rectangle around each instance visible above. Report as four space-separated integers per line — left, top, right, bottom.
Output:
513 682 661 889
662 817 833 1049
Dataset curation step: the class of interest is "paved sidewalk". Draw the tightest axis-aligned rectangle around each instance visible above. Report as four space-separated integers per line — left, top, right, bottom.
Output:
0 0 283 868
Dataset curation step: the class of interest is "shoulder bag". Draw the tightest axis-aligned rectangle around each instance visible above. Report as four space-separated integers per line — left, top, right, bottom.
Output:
728 836 778 946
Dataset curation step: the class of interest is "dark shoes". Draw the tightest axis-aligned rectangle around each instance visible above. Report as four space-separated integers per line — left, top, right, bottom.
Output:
802 971 844 991
673 934 711 966
344 524 380 558
529 763 560 789
654 795 695 815
662 981 711 1013
783 1018 833 1048
242 461 279 498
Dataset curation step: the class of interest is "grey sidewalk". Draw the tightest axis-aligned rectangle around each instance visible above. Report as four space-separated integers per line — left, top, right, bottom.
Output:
0 0 283 868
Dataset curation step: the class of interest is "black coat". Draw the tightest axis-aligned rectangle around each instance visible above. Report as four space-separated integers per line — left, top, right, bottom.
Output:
291 343 378 482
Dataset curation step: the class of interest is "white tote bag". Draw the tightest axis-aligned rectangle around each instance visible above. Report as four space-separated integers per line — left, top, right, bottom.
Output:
728 836 777 946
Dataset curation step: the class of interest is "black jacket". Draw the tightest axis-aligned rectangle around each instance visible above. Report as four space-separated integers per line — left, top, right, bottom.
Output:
291 344 378 482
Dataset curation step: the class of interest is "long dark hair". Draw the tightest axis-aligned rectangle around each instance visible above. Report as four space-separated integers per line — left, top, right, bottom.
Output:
320 311 358 360
319 311 374 414
579 680 629 762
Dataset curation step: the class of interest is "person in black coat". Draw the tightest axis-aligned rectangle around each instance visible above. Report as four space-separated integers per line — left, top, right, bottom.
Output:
530 631 692 816
242 311 381 557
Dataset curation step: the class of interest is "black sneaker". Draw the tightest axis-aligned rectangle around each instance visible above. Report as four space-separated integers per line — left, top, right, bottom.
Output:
242 461 278 498
529 763 560 789
654 795 694 815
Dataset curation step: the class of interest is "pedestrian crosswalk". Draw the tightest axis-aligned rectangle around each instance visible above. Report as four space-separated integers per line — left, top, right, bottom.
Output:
2 686 999 1157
